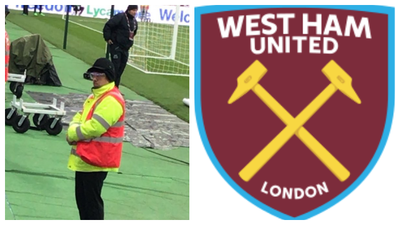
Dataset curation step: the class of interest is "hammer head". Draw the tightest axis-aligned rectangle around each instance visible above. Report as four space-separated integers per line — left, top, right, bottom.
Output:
228 60 268 104
322 60 361 104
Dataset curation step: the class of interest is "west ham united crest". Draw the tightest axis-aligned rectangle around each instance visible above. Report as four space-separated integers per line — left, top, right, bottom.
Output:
194 5 394 219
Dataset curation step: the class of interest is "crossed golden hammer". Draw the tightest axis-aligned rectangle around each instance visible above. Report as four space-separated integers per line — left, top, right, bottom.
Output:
228 60 361 182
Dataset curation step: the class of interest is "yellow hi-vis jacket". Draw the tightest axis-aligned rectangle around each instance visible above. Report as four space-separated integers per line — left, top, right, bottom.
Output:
67 82 124 172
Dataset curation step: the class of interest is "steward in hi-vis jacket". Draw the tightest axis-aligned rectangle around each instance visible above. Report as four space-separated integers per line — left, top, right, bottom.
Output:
66 57 125 220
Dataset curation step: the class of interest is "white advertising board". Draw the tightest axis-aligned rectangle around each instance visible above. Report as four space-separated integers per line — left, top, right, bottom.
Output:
6 5 190 26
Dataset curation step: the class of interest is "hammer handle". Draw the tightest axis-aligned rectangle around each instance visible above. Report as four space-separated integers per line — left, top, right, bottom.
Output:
239 84 337 182
298 128 350 181
252 84 350 182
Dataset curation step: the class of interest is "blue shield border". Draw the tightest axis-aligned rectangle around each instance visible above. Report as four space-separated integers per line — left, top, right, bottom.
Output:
194 5 394 220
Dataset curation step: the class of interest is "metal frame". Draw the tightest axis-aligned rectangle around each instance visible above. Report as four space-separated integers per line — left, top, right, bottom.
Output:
7 73 26 83
10 95 66 117
8 95 67 132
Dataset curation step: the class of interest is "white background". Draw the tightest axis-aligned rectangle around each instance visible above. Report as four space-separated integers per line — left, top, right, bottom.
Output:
2 0 400 223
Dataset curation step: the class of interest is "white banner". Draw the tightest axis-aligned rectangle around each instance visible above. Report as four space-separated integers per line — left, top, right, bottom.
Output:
6 5 190 26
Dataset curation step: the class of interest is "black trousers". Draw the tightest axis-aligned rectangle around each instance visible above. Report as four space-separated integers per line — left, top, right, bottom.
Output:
34 5 42 13
22 5 29 15
109 44 129 88
75 171 108 220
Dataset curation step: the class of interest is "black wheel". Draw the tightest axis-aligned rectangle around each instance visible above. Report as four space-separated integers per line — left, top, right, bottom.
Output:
45 118 63 136
33 114 49 130
5 108 17 125
12 115 30 133
15 85 23 99
9 82 16 92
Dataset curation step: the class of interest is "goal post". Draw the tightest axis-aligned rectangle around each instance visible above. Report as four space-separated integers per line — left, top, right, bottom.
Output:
128 5 189 76
170 5 180 60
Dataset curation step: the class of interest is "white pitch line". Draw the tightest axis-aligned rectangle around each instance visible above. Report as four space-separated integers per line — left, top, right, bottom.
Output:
63 17 103 34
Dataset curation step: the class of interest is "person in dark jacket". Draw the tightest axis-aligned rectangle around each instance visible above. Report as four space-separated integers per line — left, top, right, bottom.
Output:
103 5 138 89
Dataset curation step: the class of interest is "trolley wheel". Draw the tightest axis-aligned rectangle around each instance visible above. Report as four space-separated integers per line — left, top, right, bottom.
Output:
15 85 24 99
33 114 49 130
5 108 18 126
9 82 16 92
45 118 63 136
12 115 30 134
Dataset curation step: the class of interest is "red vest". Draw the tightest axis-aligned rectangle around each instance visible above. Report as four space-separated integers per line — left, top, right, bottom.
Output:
5 30 10 82
76 87 125 168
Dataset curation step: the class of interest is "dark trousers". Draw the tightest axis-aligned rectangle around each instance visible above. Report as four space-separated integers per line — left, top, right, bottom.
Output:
34 5 42 13
109 44 129 88
75 171 108 220
22 5 29 15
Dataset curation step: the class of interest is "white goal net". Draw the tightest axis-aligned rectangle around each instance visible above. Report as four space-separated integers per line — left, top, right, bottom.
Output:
128 5 189 76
